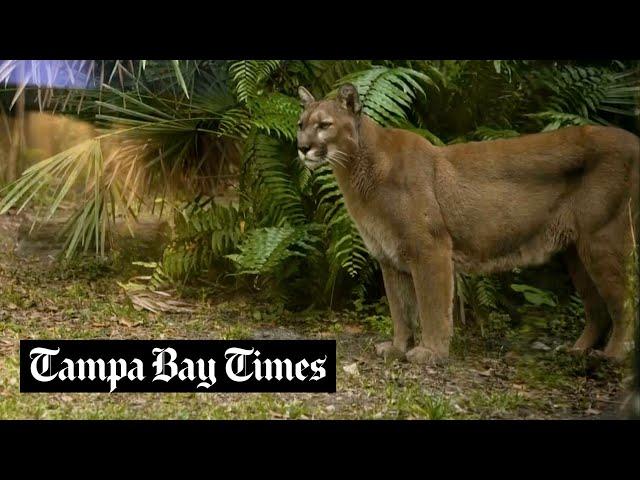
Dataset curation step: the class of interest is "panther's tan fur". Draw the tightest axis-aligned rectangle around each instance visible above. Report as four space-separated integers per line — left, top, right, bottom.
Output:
297 84 639 363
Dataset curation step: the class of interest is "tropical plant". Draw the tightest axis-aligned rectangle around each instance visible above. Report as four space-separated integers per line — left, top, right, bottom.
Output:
0 59 638 312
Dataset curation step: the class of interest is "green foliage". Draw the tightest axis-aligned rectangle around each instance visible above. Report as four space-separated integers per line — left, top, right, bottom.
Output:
511 283 558 307
353 293 392 336
471 126 521 141
457 273 501 320
304 60 373 95
243 132 307 226
229 60 281 105
529 65 640 124
312 164 374 298
336 66 435 126
250 93 301 140
384 383 455 419
226 225 321 275
158 197 243 286
483 312 513 339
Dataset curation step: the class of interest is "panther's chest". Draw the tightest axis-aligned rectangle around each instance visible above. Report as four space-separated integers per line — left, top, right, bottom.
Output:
351 211 408 272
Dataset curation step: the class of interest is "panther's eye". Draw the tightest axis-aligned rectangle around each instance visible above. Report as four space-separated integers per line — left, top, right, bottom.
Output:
318 121 332 130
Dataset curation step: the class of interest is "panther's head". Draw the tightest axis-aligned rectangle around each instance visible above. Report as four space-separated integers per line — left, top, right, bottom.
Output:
296 83 362 170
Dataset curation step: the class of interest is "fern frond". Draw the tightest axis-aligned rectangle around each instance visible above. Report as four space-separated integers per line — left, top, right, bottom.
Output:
530 65 640 127
471 126 521 141
311 165 373 295
242 132 307 226
158 197 243 284
457 273 501 321
228 60 281 105
304 60 373 95
250 93 301 141
334 66 434 126
525 111 594 131
226 224 321 275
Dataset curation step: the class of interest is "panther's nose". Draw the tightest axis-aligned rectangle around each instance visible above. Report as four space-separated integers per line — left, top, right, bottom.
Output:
299 145 311 155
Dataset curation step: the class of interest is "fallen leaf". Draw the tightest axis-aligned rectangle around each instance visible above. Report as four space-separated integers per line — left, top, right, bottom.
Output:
585 408 601 416
344 325 363 334
453 403 466 413
532 341 551 351
127 290 195 314
343 362 360 377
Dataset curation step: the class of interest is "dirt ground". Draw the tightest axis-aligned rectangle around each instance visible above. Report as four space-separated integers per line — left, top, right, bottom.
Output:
0 211 633 419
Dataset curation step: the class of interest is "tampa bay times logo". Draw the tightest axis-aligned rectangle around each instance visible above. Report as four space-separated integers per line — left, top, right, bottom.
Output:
20 340 336 393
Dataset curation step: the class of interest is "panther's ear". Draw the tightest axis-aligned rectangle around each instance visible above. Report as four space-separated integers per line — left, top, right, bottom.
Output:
298 86 315 107
337 83 362 115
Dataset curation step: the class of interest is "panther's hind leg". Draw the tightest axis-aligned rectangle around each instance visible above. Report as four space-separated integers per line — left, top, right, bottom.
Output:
564 245 611 353
576 214 634 361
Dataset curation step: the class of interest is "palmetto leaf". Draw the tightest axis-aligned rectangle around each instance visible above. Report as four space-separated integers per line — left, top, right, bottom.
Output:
170 60 190 99
0 137 130 257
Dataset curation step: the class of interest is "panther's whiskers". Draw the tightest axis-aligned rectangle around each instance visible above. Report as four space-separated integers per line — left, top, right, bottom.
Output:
328 150 349 169
329 155 347 169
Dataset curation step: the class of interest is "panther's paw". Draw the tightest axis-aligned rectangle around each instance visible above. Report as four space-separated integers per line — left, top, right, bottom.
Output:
566 344 589 357
590 348 627 366
406 346 447 365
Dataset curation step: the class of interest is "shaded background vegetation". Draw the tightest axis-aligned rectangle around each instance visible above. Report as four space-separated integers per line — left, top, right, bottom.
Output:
0 59 638 335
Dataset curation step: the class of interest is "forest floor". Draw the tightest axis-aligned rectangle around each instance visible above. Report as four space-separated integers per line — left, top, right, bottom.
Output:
0 210 633 420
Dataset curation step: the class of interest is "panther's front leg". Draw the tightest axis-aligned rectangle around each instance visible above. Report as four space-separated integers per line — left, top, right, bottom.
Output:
375 262 418 361
405 244 454 365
